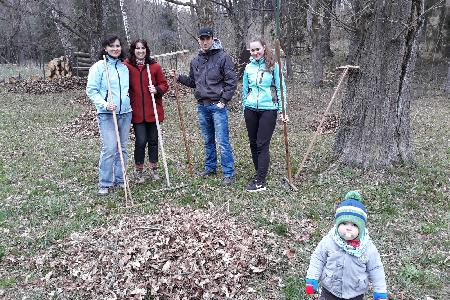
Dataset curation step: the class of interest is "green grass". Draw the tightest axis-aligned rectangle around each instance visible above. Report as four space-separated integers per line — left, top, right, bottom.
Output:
0 64 42 81
0 59 449 299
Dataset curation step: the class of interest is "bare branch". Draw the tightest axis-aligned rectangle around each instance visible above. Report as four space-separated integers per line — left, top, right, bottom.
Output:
163 0 197 8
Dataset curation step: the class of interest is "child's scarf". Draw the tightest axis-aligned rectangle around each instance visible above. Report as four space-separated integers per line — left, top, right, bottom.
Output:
332 225 370 257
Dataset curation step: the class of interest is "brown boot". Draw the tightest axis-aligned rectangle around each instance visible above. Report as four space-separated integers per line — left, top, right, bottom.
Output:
148 162 160 181
134 164 145 184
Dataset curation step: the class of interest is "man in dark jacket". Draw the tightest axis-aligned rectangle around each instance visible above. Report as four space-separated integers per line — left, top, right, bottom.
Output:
173 27 237 185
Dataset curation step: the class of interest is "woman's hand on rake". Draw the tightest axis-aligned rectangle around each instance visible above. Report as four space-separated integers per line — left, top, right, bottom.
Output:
279 113 289 123
149 84 157 94
105 102 116 111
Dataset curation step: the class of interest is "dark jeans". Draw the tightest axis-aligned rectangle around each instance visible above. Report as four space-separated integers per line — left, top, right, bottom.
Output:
319 288 364 300
244 108 277 183
133 122 158 165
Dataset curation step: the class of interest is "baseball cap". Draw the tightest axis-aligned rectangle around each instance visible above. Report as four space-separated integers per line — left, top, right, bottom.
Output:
198 27 214 38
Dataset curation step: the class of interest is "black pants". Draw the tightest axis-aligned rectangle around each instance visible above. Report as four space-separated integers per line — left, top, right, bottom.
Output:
133 122 158 165
319 288 364 300
244 108 277 183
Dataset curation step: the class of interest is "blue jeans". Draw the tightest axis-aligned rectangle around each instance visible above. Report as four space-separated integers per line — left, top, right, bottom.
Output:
197 103 234 177
97 112 132 188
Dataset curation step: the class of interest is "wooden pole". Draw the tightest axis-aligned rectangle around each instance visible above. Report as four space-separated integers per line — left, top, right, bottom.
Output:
275 0 296 190
294 65 360 179
170 62 194 177
146 64 171 187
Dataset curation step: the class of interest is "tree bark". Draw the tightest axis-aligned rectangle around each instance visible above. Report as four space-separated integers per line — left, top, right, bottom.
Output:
88 0 103 60
308 0 324 86
48 0 74 61
321 0 333 57
334 0 424 168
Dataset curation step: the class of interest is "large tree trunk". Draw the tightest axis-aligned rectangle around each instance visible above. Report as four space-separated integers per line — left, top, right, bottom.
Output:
48 0 74 61
334 0 424 168
88 0 103 60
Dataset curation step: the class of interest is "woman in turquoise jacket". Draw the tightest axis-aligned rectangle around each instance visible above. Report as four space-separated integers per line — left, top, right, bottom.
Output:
242 38 287 192
86 35 132 195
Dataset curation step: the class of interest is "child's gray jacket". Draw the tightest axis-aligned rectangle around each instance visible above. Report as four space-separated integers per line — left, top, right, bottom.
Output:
306 230 387 299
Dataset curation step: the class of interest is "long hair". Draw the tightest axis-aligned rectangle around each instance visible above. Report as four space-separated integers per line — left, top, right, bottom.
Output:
98 35 125 60
128 39 152 66
248 38 275 71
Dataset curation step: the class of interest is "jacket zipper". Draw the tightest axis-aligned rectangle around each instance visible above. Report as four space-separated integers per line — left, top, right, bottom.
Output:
115 61 122 114
139 68 146 121
256 60 262 110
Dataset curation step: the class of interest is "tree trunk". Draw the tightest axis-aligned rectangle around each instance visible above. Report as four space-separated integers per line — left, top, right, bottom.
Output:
48 0 74 61
196 0 215 27
308 0 323 86
321 0 333 57
226 0 250 77
334 0 424 168
88 0 103 60
446 62 450 94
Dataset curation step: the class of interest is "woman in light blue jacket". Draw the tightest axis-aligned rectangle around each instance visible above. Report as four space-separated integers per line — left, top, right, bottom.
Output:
242 38 287 192
86 35 132 195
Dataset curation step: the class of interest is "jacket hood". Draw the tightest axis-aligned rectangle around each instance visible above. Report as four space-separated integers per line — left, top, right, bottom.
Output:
199 38 223 54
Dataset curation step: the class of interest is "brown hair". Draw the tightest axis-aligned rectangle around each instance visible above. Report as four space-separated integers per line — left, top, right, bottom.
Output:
128 39 152 66
248 38 275 71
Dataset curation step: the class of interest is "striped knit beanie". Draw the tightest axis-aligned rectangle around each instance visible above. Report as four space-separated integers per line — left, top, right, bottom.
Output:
335 191 367 240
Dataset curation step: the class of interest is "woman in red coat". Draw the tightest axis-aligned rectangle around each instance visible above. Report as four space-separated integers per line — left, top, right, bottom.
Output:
124 39 169 183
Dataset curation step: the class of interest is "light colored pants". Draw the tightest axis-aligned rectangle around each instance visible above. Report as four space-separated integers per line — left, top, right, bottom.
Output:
97 112 132 188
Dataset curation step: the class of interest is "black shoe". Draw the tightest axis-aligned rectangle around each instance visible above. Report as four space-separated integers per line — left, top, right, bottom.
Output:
222 176 235 186
247 174 257 186
199 170 217 177
246 180 266 192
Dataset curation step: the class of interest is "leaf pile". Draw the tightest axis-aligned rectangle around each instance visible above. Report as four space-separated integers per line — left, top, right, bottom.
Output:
309 114 339 134
6 77 87 94
32 206 286 299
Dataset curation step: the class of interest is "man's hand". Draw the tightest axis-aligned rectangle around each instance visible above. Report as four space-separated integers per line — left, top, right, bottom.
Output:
217 102 225 109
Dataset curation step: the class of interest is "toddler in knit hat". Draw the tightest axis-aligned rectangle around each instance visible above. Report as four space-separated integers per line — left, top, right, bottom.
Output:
305 191 388 300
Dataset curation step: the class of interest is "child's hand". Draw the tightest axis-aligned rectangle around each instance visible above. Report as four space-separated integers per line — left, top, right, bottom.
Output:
305 278 318 294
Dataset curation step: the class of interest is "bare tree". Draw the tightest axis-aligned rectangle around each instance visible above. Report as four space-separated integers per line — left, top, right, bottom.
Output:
334 0 424 168
321 0 333 57
308 0 324 86
48 0 74 60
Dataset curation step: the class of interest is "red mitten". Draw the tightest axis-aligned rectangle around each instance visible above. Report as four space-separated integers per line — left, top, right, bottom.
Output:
305 284 315 294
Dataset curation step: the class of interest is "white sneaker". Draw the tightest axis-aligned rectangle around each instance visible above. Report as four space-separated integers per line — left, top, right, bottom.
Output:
98 187 109 195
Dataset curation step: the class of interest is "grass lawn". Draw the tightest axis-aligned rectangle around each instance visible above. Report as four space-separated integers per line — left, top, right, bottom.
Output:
0 58 448 299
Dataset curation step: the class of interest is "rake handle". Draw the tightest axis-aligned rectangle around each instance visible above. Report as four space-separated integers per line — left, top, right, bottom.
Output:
169 62 194 177
146 64 171 187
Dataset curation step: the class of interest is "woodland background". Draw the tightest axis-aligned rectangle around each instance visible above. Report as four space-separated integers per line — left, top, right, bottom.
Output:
0 0 449 299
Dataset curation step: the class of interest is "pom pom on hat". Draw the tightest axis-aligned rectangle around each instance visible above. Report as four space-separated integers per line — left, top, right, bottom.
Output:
335 191 367 239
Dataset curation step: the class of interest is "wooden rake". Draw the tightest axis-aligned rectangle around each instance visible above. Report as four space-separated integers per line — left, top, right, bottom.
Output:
146 64 187 192
102 56 133 206
294 65 360 179
274 40 297 191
